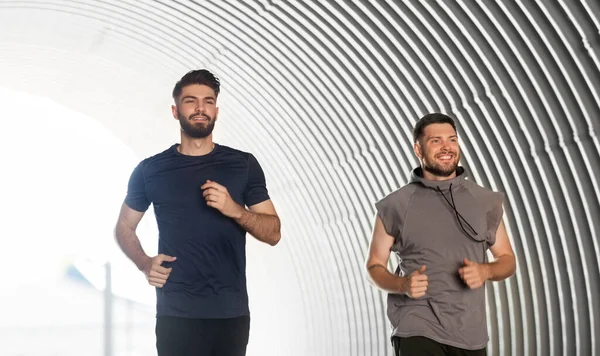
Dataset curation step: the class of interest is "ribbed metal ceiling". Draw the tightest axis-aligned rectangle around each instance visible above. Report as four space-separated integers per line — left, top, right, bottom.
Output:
1 1 599 355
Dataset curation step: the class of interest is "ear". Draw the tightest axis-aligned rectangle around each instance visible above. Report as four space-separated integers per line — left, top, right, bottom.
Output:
414 140 423 160
171 105 178 120
215 106 219 122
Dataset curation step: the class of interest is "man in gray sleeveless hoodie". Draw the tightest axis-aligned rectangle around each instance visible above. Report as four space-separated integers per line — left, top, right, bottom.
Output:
366 113 517 355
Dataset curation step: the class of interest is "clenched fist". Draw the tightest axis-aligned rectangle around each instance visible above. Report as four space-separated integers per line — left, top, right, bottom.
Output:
459 258 489 289
141 254 177 288
201 180 244 219
401 265 429 298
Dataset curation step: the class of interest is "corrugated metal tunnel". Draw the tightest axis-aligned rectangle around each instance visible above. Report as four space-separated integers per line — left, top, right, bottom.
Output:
1 1 598 355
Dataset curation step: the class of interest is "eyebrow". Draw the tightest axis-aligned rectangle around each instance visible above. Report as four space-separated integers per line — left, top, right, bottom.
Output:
180 95 216 101
427 135 458 140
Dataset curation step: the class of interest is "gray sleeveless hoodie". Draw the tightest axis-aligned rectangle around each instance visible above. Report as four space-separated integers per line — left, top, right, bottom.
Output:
375 167 504 350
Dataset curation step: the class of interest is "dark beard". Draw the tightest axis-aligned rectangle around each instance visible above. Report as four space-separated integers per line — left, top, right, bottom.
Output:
423 163 457 177
178 110 215 138
422 147 460 177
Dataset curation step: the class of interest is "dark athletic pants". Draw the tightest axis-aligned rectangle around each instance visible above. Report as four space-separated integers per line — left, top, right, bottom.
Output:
393 336 487 356
156 315 250 356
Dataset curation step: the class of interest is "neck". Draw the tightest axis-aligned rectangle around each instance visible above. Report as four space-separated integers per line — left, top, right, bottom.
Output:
178 134 214 156
421 167 457 181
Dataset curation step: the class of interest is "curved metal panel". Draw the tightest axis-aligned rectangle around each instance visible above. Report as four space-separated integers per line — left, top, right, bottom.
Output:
0 1 598 355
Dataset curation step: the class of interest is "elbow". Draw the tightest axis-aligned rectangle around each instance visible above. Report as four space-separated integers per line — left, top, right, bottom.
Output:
267 218 282 246
365 269 382 289
268 231 281 246
509 255 517 277
114 223 134 246
364 261 371 278
504 254 517 278
113 224 123 244
364 261 377 285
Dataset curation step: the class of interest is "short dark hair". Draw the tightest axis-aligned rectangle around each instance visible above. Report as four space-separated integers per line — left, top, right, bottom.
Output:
172 69 220 101
413 113 457 143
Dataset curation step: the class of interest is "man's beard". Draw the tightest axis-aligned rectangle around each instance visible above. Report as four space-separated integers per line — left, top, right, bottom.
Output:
422 149 460 177
178 110 216 138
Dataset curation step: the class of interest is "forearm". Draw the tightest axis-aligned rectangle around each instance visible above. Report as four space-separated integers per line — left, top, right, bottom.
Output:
366 264 405 294
114 225 151 271
485 254 516 281
234 209 281 246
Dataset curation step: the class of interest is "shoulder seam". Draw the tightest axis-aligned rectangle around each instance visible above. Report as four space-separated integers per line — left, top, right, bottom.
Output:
218 145 251 161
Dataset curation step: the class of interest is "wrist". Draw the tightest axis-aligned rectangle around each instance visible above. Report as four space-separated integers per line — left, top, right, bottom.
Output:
232 204 246 220
136 255 152 274
482 263 493 281
396 276 408 295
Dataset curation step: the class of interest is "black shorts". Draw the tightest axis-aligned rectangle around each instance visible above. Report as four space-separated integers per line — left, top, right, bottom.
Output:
156 315 250 356
393 336 487 356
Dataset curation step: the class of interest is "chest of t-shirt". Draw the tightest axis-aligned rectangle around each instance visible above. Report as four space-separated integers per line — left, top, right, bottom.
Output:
145 159 248 209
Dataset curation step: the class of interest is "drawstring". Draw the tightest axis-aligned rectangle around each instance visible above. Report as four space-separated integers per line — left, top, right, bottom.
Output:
436 184 487 264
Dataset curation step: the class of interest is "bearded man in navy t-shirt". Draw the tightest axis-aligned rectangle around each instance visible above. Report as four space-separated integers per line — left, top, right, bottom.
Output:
115 69 281 356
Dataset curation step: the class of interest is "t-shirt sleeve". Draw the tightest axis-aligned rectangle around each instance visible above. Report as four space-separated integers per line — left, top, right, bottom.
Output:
124 161 151 212
486 192 505 246
375 195 400 238
243 153 270 207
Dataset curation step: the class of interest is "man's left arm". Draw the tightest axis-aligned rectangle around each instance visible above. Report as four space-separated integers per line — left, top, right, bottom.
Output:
484 220 517 281
459 220 517 288
236 200 281 246
202 180 281 246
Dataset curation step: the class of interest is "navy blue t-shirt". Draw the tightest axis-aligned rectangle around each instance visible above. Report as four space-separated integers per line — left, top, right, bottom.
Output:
125 143 270 319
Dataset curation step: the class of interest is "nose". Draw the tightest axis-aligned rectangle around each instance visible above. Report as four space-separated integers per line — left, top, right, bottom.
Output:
195 102 205 113
441 140 450 151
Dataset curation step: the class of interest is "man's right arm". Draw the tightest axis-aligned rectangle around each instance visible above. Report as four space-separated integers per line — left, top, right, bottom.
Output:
114 202 152 272
114 202 176 288
365 215 428 298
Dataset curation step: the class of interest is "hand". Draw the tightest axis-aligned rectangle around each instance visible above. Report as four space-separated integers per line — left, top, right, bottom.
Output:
201 180 245 218
401 265 428 298
142 254 177 288
459 258 489 289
